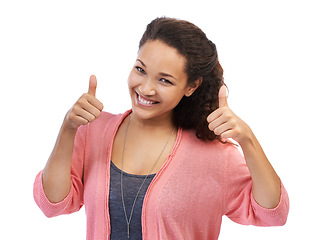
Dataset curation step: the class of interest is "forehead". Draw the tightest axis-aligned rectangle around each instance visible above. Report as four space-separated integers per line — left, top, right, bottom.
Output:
137 40 187 77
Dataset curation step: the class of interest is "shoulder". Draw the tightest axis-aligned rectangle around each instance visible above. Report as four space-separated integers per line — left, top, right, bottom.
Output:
93 110 124 126
77 110 131 137
178 129 244 167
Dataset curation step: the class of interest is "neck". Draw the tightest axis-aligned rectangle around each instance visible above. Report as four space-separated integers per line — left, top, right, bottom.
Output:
129 111 175 133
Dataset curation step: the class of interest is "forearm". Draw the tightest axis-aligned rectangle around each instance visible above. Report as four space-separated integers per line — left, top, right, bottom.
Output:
42 121 77 203
207 86 282 209
41 75 102 203
240 131 281 209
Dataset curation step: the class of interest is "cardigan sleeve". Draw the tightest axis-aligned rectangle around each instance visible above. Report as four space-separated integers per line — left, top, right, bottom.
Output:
33 125 87 218
223 145 289 226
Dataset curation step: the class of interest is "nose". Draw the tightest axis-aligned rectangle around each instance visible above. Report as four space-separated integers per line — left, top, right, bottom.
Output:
139 78 156 96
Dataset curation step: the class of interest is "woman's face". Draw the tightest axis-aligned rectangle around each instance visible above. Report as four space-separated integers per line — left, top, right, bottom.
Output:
128 40 197 123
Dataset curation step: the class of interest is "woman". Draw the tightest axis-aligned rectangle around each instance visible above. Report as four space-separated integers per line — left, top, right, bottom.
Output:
33 17 289 239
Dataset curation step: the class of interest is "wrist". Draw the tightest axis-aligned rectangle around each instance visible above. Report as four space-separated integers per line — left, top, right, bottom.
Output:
62 111 80 133
237 127 255 148
62 118 79 135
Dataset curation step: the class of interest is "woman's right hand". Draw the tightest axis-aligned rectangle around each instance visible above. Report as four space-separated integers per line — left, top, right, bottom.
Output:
64 75 104 130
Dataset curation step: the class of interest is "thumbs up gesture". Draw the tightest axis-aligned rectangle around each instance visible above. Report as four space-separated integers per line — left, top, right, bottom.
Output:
207 85 252 144
64 75 104 130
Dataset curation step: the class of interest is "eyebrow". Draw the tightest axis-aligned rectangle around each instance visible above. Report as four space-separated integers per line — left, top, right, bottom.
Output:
136 59 176 80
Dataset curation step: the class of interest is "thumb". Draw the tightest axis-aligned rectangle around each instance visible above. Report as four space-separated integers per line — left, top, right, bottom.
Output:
88 75 97 96
218 85 228 108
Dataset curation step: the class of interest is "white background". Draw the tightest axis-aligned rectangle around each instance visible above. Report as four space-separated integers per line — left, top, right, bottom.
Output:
1 0 309 239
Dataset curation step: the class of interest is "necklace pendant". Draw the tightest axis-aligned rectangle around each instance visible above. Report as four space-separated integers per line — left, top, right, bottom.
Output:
127 224 130 239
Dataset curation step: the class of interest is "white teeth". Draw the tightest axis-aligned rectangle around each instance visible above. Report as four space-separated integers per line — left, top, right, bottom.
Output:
138 94 154 105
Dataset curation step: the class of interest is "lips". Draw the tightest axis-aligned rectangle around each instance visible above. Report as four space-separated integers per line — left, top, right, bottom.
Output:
135 92 159 106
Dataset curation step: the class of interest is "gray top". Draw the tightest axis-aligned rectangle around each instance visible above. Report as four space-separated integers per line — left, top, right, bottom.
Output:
109 161 155 240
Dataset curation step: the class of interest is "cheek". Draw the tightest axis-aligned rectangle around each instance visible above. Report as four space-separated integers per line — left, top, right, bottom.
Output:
127 70 141 90
127 71 136 90
164 90 185 106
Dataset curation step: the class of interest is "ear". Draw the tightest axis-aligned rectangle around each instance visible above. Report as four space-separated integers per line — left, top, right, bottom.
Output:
184 77 202 97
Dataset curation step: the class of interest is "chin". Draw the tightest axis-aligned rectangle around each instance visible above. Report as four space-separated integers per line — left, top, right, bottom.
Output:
131 105 173 123
129 91 174 122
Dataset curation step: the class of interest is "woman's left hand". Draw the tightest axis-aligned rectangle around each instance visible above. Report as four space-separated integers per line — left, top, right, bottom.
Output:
207 86 253 145
207 86 282 209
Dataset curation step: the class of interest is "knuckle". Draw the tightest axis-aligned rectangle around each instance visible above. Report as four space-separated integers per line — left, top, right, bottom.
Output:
90 114 96 122
71 105 80 114
71 105 78 111
99 103 104 111
75 99 83 108
79 94 89 103
79 97 87 105
80 119 88 126
95 109 101 118
230 120 236 128
67 113 76 124
67 113 73 122
78 94 85 103
81 93 88 98
222 111 230 119
214 128 220 135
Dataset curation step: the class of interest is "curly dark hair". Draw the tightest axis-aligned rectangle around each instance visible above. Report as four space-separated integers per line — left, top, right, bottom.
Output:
139 17 224 141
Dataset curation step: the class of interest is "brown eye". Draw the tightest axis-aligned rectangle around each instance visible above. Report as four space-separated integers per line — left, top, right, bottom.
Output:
159 78 173 85
135 66 145 74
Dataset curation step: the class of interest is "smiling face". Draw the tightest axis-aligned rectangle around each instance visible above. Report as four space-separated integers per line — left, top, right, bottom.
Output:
127 40 198 124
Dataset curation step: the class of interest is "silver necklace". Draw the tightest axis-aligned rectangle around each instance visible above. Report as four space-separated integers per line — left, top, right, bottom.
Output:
120 114 176 239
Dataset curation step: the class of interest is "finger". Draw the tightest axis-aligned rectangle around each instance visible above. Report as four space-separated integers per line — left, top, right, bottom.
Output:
74 106 97 123
208 114 227 131
218 85 228 108
72 115 89 126
213 121 232 136
87 96 104 112
67 109 90 127
207 108 224 123
78 97 102 118
220 129 235 139
83 103 102 119
88 75 97 97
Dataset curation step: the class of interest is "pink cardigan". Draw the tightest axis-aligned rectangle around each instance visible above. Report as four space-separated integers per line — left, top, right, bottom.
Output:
33 110 289 240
